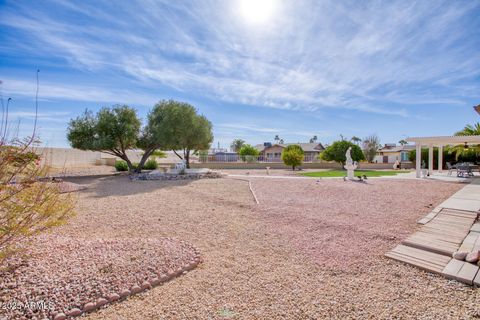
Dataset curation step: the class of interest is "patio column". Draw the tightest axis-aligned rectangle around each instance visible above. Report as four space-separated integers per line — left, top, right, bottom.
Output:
438 145 443 173
428 145 434 175
416 143 422 178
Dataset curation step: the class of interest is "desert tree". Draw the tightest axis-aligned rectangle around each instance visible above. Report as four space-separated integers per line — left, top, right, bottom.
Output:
398 139 408 146
0 72 74 263
146 100 213 168
321 140 364 166
362 135 381 163
67 105 161 172
281 144 304 171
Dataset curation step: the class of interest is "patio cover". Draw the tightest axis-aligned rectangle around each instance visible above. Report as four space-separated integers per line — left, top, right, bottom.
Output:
406 135 480 178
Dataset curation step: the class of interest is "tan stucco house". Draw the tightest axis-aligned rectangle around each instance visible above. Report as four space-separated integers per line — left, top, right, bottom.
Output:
374 144 415 163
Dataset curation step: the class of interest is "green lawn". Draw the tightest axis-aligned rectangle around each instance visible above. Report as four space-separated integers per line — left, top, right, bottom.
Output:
301 169 410 177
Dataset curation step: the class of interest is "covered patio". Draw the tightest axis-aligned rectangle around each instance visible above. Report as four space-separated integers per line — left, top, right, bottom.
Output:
406 135 480 178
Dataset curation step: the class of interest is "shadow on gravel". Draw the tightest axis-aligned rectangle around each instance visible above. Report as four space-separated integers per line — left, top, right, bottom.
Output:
66 175 197 198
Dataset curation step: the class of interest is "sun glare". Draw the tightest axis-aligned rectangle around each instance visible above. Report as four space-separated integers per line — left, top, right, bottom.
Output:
238 0 276 25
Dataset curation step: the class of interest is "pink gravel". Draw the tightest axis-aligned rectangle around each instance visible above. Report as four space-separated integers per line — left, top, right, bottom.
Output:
0 175 472 319
251 178 464 271
0 234 197 319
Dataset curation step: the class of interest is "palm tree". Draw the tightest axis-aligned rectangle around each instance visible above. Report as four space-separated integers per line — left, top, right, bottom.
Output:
274 135 280 144
279 139 284 144
455 122 480 136
230 139 245 152
398 139 408 146
309 135 318 143
350 136 361 145
451 122 480 159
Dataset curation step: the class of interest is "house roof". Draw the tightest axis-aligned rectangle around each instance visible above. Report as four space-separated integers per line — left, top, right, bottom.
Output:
256 143 325 152
378 145 415 153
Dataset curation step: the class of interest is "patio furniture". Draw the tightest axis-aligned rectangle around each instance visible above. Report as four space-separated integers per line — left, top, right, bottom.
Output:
456 163 475 178
446 162 455 176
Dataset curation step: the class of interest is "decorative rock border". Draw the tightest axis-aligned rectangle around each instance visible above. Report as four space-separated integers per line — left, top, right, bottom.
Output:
51 247 202 320
227 177 259 204
131 171 225 181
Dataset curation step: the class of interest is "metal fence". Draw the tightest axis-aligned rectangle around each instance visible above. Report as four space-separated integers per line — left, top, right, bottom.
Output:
198 154 320 163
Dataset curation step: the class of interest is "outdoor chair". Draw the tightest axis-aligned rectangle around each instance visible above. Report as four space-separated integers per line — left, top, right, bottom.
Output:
446 162 456 176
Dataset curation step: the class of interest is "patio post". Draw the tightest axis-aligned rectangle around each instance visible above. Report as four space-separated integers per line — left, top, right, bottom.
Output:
416 143 421 178
438 145 443 173
428 145 434 175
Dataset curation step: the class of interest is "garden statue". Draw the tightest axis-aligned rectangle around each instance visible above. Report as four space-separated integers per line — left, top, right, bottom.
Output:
344 147 358 180
175 159 187 174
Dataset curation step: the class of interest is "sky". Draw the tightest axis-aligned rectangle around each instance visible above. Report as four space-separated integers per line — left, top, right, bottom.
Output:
0 0 479 149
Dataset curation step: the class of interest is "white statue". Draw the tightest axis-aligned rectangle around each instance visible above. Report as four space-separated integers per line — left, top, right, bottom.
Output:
344 147 357 180
345 147 353 166
175 159 187 173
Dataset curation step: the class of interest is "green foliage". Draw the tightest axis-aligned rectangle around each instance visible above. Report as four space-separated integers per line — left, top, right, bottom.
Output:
150 150 167 158
302 170 407 177
362 135 381 162
144 158 158 170
455 122 480 136
453 122 480 158
321 140 365 165
68 105 140 152
409 147 478 168
1 140 74 263
115 160 129 171
238 144 260 162
350 136 362 144
67 105 141 172
145 100 213 168
281 145 304 170
197 150 209 162
230 139 245 152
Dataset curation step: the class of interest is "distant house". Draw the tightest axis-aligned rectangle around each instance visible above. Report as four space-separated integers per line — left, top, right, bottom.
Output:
255 142 325 162
374 144 415 163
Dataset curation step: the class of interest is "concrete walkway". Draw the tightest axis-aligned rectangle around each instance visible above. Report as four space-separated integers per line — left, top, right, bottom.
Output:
386 178 480 285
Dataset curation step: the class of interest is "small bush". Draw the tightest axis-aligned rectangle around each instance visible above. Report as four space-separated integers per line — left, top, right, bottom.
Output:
150 150 167 158
144 158 158 170
239 144 260 162
115 160 129 171
282 145 304 170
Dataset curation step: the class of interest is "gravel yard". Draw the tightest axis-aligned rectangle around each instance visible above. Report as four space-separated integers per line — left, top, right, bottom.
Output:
2 176 479 319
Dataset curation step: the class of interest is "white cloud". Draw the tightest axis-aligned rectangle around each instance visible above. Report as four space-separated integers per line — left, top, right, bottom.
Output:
1 0 478 118
1 78 159 106
217 123 280 133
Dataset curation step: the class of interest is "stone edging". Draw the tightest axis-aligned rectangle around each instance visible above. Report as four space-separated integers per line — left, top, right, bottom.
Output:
131 171 225 181
52 244 202 320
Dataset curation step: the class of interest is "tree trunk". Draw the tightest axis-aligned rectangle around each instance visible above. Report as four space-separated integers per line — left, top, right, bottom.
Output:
122 156 135 173
136 148 155 173
173 150 183 160
185 150 190 169
292 165 295 171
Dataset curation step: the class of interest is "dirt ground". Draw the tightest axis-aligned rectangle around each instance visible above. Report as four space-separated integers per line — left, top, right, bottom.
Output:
2 175 478 319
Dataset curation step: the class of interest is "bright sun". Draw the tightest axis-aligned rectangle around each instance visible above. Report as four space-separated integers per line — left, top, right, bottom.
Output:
238 0 276 25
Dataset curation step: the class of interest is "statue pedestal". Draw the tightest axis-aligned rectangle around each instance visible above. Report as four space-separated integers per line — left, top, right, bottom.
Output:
344 163 358 180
